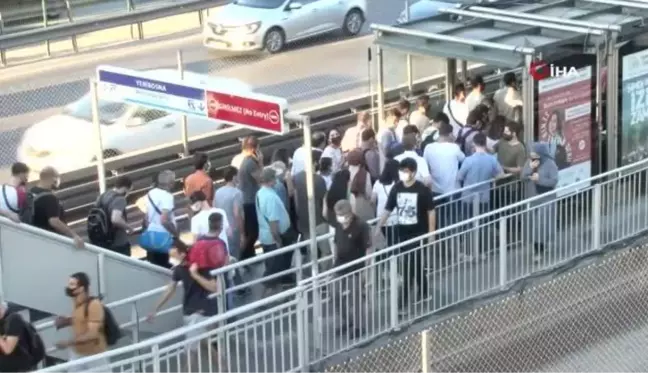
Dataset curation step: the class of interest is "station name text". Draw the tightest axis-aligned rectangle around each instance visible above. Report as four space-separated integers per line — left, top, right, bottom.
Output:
135 80 167 92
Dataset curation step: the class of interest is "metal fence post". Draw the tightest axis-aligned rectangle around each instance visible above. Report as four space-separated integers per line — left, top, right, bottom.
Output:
389 255 399 330
64 0 78 53
90 79 107 193
41 0 51 57
591 183 602 250
404 0 413 92
130 302 140 343
296 287 309 372
97 252 106 296
375 45 385 132
499 217 508 289
421 329 429 373
177 50 190 156
0 13 6 67
471 195 480 259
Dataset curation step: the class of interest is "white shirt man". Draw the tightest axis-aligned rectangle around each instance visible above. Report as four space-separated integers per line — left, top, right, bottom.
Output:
145 187 176 232
423 124 466 197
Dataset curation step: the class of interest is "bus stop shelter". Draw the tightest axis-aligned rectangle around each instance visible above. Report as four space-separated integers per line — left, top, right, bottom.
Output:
371 0 648 169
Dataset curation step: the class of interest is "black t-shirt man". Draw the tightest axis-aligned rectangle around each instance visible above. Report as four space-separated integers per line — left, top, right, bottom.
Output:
0 313 32 372
385 180 436 240
172 265 219 317
30 186 64 232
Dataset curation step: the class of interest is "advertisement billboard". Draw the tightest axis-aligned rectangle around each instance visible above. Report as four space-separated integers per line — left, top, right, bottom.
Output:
621 49 648 166
537 66 593 196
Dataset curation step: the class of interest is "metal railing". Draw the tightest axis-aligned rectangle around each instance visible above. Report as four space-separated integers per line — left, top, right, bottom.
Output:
38 150 648 372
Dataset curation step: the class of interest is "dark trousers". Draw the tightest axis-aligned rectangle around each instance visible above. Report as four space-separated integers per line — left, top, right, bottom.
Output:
399 238 428 306
262 243 295 287
241 203 259 260
147 251 170 268
335 272 364 332
110 243 132 257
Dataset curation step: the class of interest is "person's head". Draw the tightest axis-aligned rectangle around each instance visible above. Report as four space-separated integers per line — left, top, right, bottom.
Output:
271 148 291 167
472 132 487 150
357 111 371 128
223 166 238 185
242 136 259 155
319 157 333 174
66 272 90 300
502 120 521 141
433 112 450 128
189 190 208 212
39 166 60 190
402 125 419 150
309 149 323 172
260 168 277 187
11 162 29 186
270 161 287 181
416 95 430 112
438 122 454 138
113 175 133 196
547 110 563 134
454 83 466 102
156 170 176 191
466 104 490 129
398 99 410 115
333 199 354 228
385 107 401 128
398 158 418 185
312 131 327 150
171 239 190 266
193 152 210 171
487 115 506 141
328 129 342 147
346 149 364 167
531 142 552 163
379 159 400 185
361 128 376 146
208 212 223 234
503 72 517 89
470 75 485 92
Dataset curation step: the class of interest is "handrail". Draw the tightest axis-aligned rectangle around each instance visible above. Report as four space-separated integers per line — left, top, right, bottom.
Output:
304 155 648 280
0 0 228 50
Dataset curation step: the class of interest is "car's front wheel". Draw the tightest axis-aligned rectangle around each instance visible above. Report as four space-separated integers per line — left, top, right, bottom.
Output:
264 28 286 54
342 9 364 36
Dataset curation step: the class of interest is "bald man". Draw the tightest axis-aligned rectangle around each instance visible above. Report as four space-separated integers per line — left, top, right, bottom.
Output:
30 167 84 249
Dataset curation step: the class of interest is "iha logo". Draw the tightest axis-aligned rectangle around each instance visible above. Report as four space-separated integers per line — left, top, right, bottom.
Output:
529 59 578 81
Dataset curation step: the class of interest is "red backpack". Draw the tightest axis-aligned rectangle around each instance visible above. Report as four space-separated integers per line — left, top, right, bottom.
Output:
188 236 228 269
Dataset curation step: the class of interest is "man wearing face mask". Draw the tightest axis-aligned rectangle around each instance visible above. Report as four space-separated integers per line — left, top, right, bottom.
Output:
54 272 109 371
0 162 30 223
29 167 85 249
375 158 436 312
331 199 371 337
322 129 344 173
184 152 214 208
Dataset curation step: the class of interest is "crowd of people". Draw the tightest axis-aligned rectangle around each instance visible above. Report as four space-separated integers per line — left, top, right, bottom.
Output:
0 72 564 370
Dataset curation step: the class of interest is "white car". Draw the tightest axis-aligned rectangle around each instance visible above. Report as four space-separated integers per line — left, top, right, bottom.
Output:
203 0 367 54
17 70 252 174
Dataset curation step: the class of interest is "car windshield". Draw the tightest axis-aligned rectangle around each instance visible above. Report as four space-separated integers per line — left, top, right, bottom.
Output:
233 0 285 9
62 96 129 125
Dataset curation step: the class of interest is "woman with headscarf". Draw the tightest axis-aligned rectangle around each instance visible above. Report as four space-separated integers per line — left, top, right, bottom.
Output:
347 149 375 222
521 142 559 264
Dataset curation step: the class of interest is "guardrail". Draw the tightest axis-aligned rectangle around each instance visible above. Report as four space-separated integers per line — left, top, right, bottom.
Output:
0 0 226 65
58 64 517 228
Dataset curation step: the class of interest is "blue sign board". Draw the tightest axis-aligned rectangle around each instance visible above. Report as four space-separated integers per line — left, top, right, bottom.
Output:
96 66 208 117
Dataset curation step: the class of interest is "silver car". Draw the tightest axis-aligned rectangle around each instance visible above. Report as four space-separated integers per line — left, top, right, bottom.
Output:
203 0 368 54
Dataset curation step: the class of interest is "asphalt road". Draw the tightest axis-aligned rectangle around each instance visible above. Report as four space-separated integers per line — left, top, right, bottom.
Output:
0 0 447 174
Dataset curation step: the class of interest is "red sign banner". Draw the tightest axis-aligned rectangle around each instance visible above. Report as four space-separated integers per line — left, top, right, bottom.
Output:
205 90 286 134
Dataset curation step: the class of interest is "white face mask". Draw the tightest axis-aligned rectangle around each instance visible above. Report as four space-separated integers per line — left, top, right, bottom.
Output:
399 171 411 183
169 257 181 267
336 215 349 224
190 202 202 212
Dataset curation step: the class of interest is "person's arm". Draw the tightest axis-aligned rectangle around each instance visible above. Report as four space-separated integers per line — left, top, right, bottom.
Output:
263 197 284 246
456 146 466 164
202 178 214 204
536 162 559 188
418 159 432 187
492 158 506 179
521 160 534 179
322 192 329 220
159 193 178 237
370 183 378 206
44 196 84 246
506 88 524 107
424 188 436 234
269 221 282 247
376 186 397 232
0 209 19 223
285 172 295 197
457 158 469 184
0 315 22 354
233 193 244 232
149 276 179 318
110 198 131 233
189 264 219 293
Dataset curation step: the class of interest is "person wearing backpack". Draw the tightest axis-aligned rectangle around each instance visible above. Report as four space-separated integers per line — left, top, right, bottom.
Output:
377 108 401 170
0 162 30 224
87 176 133 256
54 272 117 372
29 167 84 249
456 104 490 156
0 301 44 372
360 128 380 184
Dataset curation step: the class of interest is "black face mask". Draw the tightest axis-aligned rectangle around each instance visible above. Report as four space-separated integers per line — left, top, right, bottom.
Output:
65 287 77 297
502 134 513 141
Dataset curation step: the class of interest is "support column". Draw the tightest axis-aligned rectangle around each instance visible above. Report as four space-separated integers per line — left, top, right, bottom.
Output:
445 58 457 100
606 35 620 170
376 45 385 132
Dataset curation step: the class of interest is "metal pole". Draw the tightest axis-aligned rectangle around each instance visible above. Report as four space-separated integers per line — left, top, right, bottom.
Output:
522 54 535 147
301 115 322 353
90 79 107 193
64 0 77 53
461 60 468 82
606 35 619 169
376 45 385 132
367 48 375 121
0 13 6 67
445 59 457 101
41 0 50 57
595 42 604 174
177 50 190 157
404 0 413 93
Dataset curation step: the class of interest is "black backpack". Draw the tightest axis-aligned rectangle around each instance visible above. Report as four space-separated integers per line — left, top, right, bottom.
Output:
7 314 45 367
87 193 118 247
21 190 52 224
85 297 122 346
456 128 478 154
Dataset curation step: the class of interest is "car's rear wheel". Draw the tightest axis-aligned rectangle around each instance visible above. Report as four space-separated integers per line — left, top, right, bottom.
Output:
264 28 286 54
342 9 364 36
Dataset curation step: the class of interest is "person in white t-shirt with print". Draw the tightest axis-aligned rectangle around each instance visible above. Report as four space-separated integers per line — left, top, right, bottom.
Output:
371 159 399 249
189 191 231 251
144 170 179 268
